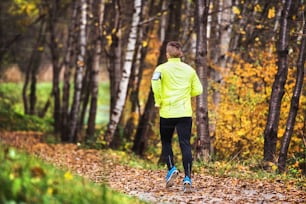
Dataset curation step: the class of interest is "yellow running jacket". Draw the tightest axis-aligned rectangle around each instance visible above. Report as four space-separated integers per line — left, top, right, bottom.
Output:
151 58 203 118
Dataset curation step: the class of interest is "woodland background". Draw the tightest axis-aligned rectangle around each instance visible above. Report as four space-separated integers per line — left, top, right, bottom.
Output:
0 0 305 177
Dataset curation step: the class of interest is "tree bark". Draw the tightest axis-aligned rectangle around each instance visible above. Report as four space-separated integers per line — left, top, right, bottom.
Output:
208 0 232 152
122 23 143 142
61 1 78 142
29 22 45 116
195 0 211 161
86 0 105 140
22 22 44 116
104 0 142 145
44 0 62 133
263 0 293 163
278 20 306 173
68 0 88 142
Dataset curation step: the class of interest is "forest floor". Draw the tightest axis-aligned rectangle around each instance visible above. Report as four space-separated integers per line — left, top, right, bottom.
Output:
1 131 305 204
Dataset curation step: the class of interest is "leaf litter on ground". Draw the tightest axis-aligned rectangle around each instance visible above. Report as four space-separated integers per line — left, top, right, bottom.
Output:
0 131 305 204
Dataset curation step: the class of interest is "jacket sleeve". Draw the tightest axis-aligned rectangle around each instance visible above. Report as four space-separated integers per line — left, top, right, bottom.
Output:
151 68 162 107
191 72 203 97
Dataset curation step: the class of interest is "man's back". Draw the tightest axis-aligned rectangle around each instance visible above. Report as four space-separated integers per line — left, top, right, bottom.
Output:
152 58 202 118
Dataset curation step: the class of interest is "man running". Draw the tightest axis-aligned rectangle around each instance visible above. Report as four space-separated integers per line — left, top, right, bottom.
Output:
151 41 203 193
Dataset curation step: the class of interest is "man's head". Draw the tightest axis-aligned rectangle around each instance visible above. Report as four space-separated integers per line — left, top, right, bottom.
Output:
166 41 183 58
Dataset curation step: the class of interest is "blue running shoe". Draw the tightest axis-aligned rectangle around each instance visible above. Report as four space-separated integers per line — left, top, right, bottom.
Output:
166 166 179 188
183 176 192 193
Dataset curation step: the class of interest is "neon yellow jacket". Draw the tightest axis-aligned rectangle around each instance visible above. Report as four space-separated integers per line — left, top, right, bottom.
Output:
151 58 203 118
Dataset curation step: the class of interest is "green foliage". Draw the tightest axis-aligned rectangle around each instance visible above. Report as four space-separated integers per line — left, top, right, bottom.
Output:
0 145 145 204
9 0 40 26
0 83 52 132
0 100 51 132
286 146 306 177
0 107 52 132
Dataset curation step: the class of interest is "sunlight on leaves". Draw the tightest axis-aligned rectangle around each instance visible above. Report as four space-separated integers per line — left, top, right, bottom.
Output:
254 4 263 12
232 6 241 15
268 7 276 19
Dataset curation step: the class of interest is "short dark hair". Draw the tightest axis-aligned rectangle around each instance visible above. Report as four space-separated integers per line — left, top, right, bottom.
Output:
166 41 183 58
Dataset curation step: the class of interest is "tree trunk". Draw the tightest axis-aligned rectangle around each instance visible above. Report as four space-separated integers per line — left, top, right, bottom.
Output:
45 0 62 133
104 0 142 145
22 20 46 116
263 0 293 163
86 0 105 140
61 1 78 142
29 21 46 115
122 26 143 142
278 20 306 173
195 0 211 161
132 90 156 155
79 62 91 133
131 0 164 154
68 0 88 142
105 0 122 120
208 0 232 153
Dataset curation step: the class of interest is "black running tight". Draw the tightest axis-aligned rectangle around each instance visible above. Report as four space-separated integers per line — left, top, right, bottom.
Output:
160 117 192 178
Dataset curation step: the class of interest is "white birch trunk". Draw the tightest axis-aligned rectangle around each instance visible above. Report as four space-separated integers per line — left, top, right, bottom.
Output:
68 0 87 142
160 0 168 42
104 0 142 145
195 0 211 161
208 0 232 145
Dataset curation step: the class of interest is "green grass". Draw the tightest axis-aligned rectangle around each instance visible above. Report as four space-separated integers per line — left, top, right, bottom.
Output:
0 144 146 204
0 82 110 131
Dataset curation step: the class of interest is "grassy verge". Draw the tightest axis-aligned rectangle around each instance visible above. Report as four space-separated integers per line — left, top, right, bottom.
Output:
0 144 146 204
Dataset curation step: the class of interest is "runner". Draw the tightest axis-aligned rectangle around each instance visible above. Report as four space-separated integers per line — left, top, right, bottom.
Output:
151 41 203 193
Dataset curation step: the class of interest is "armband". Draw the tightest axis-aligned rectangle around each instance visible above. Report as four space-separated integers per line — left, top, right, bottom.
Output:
152 72 161 80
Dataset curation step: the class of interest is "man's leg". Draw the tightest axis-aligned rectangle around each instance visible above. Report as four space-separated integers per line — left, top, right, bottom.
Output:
160 117 176 170
176 117 192 178
177 117 193 192
160 117 179 187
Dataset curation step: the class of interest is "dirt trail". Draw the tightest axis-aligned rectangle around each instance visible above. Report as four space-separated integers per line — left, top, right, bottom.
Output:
1 131 305 204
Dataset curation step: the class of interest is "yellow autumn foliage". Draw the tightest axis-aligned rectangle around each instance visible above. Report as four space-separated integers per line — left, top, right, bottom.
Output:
268 7 276 19
9 0 40 26
212 50 305 160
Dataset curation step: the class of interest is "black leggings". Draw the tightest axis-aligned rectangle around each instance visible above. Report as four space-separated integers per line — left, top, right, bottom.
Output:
160 117 192 178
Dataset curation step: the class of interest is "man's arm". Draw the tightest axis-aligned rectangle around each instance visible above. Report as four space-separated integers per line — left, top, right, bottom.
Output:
151 70 162 107
191 72 203 97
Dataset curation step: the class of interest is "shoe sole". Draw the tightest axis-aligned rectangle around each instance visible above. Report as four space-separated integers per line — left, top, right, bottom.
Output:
166 170 178 188
183 182 192 193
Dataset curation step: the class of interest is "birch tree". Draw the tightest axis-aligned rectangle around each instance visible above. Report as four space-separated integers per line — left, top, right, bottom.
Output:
208 0 232 148
105 0 122 121
195 0 211 161
104 0 142 145
86 0 105 139
68 0 88 142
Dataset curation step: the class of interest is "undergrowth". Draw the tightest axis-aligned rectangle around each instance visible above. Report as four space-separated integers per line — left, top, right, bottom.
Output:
0 144 146 204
